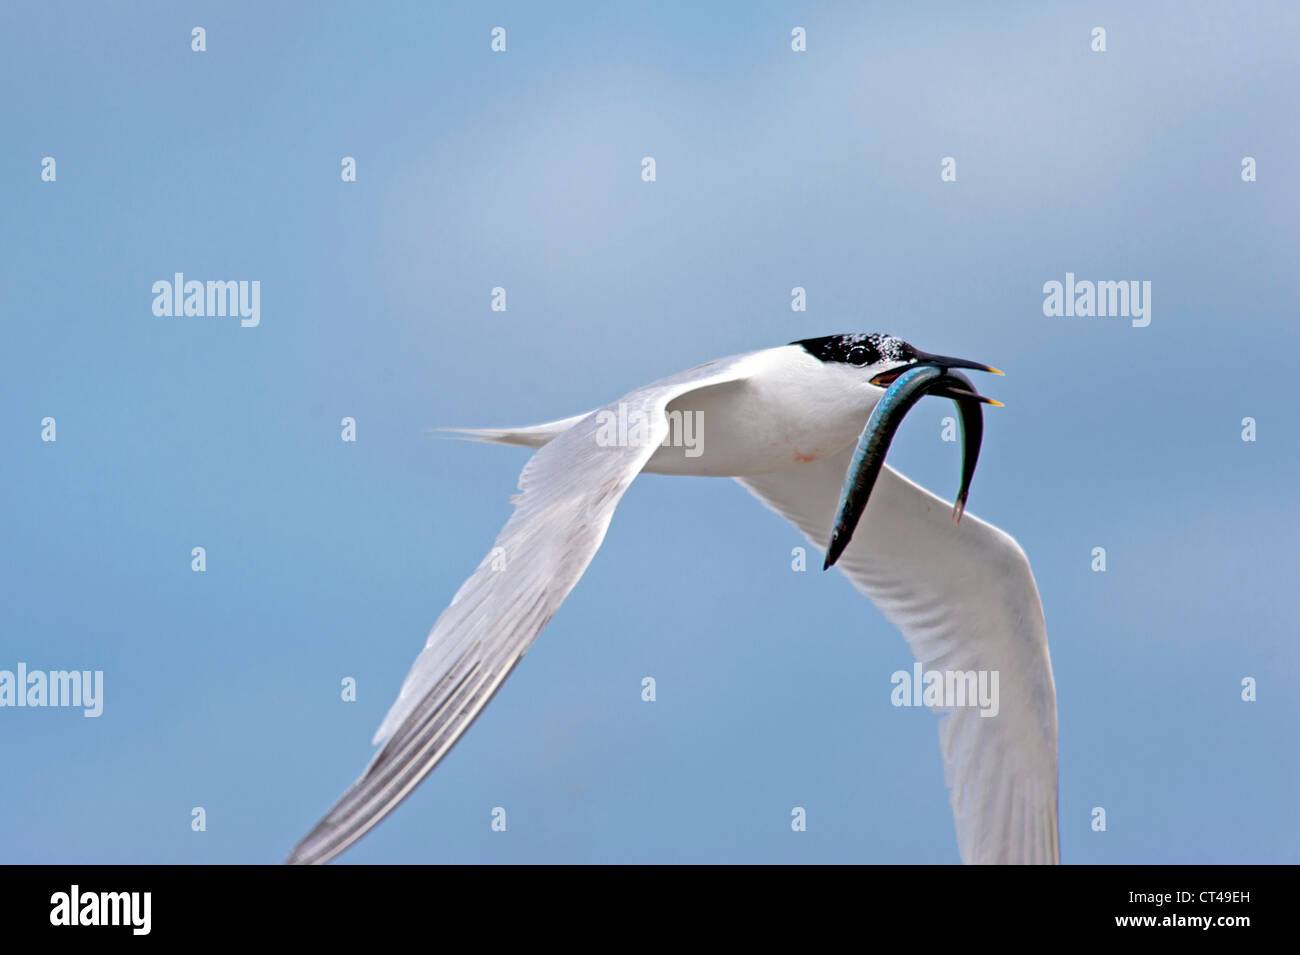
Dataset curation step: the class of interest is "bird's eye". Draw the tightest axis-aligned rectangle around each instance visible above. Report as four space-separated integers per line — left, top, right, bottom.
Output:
848 345 870 365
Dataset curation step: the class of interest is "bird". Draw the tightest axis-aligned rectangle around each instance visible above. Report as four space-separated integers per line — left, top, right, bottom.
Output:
286 332 1060 865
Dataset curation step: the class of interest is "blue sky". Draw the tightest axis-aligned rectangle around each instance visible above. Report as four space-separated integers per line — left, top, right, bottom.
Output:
1 1 1297 863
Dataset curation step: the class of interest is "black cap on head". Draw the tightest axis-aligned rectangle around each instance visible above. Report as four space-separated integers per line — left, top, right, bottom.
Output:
791 333 918 367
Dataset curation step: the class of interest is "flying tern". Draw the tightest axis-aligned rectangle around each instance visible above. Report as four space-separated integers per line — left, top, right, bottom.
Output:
287 332 1059 865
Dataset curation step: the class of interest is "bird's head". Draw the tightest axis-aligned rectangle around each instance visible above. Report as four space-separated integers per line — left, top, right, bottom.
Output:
791 333 1003 390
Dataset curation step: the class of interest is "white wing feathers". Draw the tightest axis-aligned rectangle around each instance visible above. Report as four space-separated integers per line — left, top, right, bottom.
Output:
738 453 1059 864
286 356 757 865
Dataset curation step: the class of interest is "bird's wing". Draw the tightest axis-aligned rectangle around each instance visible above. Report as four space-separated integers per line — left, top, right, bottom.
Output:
737 453 1059 864
287 354 760 864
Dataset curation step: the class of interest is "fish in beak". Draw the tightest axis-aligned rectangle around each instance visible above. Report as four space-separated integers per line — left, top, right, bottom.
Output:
824 360 1003 570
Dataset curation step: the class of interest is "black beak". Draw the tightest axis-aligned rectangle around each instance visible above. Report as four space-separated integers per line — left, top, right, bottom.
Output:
870 350 1004 386
927 381 1003 406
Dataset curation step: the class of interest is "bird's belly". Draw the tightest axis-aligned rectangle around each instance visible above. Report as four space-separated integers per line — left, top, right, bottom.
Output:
643 377 868 477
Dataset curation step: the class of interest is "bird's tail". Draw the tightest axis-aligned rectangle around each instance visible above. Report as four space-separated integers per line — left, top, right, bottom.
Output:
433 410 593 449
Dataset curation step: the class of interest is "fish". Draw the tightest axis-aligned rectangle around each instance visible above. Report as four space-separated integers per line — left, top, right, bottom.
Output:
823 364 1001 570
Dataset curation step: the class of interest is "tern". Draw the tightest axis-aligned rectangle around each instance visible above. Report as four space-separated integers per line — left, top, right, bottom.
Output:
287 333 1059 865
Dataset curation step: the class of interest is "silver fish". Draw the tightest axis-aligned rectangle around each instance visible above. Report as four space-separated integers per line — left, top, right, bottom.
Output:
823 364 1000 570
